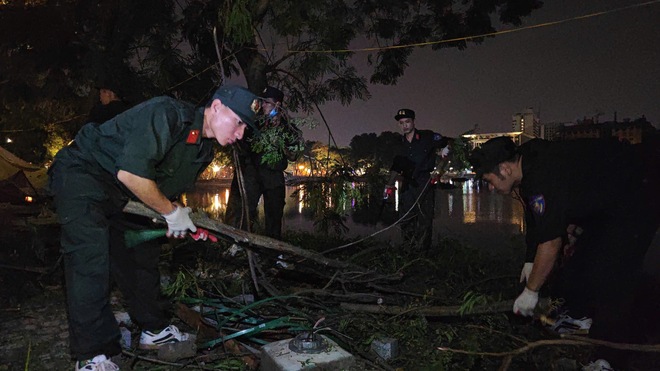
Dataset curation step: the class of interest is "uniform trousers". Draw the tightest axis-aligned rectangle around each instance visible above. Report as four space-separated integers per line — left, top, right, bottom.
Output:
399 180 435 251
49 147 169 360
225 160 286 239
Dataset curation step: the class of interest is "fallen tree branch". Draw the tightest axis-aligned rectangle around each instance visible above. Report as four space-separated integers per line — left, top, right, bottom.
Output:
437 339 589 357
293 288 384 303
560 335 660 352
0 263 50 274
123 200 360 271
437 337 660 359
340 298 551 317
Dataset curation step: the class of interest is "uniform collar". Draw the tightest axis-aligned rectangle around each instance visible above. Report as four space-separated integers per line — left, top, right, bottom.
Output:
403 128 420 143
185 109 206 145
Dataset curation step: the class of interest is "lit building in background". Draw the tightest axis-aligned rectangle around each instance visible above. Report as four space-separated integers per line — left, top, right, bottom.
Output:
463 110 655 157
511 107 539 143
462 132 523 151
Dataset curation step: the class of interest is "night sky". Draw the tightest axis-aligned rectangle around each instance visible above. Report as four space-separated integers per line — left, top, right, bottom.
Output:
301 0 660 146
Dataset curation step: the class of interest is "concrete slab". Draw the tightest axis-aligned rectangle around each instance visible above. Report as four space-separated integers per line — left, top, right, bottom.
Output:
260 335 355 371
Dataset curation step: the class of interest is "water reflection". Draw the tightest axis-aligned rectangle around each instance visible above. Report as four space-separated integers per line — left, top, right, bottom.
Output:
183 179 525 242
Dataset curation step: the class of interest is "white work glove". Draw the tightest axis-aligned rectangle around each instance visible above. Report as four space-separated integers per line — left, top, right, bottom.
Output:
162 205 197 238
513 287 539 317
519 262 534 283
439 146 450 159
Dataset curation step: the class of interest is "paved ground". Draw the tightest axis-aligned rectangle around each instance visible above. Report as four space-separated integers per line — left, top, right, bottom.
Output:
0 283 72 370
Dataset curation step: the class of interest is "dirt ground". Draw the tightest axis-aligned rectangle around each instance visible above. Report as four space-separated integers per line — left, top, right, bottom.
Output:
2 209 659 371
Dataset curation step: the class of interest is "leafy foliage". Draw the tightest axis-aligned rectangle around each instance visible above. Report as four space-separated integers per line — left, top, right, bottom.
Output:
249 116 316 167
0 0 542 163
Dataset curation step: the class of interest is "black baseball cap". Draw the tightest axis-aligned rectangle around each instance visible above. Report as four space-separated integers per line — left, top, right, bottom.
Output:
95 79 123 97
469 136 518 179
394 108 415 121
211 85 260 130
262 86 284 103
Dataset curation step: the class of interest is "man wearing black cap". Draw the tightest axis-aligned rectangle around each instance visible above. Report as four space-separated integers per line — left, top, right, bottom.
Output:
225 86 300 239
385 108 451 252
88 80 131 125
48 85 261 370
469 136 658 369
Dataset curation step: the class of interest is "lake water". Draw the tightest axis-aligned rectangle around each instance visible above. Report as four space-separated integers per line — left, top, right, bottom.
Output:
183 179 527 249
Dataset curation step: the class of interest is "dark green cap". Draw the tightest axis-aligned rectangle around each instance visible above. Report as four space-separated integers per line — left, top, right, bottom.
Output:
211 85 260 130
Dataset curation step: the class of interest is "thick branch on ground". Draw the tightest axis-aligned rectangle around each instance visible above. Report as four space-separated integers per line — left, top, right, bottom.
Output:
292 288 384 303
339 298 551 317
438 337 660 358
0 263 50 274
560 335 660 353
123 200 358 271
438 339 588 358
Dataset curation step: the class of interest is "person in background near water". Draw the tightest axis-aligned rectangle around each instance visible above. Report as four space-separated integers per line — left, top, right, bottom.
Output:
88 80 131 125
469 136 659 371
48 85 261 371
384 108 451 252
225 86 301 239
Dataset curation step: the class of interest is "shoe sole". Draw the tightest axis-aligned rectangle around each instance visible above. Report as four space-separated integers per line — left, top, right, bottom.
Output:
138 343 162 350
139 340 189 350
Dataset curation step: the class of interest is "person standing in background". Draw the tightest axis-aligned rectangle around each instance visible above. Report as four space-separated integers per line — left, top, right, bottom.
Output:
225 86 301 239
384 108 451 252
88 80 130 125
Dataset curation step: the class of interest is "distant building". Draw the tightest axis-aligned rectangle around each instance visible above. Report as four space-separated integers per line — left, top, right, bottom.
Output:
511 108 538 143
559 117 655 144
538 122 570 141
461 113 655 175
462 132 522 150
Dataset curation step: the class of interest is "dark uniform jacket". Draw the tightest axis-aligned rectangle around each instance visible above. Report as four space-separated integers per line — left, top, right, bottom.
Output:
391 129 449 190
88 100 131 125
74 96 213 200
519 138 644 261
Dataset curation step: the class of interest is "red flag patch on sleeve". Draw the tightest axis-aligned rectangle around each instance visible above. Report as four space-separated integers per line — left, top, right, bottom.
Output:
186 130 200 144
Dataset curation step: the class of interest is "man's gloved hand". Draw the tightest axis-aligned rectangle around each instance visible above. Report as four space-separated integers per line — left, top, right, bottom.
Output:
519 262 534 283
513 287 539 317
162 205 197 238
190 228 218 243
439 146 450 159
383 185 396 200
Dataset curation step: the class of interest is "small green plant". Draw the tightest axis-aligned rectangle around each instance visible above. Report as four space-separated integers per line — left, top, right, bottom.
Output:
458 291 488 316
163 269 198 299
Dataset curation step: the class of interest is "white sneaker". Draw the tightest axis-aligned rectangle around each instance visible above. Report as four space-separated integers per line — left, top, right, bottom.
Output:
75 354 119 371
550 314 592 335
582 359 614 371
139 324 191 350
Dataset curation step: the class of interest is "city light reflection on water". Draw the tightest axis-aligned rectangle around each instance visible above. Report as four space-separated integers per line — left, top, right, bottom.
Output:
183 179 525 239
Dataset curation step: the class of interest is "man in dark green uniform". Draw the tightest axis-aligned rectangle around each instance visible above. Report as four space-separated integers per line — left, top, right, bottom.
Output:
48 85 260 370
225 86 301 239
385 108 451 252
469 136 659 370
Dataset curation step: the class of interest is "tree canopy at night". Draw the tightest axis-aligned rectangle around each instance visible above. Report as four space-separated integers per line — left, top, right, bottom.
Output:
0 0 542 162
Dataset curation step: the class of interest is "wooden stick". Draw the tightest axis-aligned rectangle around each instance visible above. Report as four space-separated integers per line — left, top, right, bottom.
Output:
123 200 362 271
339 298 552 317
0 263 49 274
